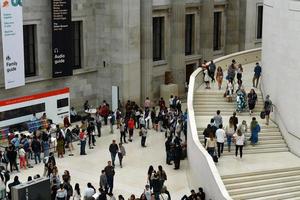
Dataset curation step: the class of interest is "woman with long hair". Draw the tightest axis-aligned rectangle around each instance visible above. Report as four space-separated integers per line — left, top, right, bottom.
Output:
56 132 65 158
234 129 245 159
248 89 257 115
73 183 81 200
216 66 224 90
205 132 217 158
225 118 235 152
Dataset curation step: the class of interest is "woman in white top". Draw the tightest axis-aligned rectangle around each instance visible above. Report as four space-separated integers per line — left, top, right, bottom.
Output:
205 133 217 158
215 124 226 158
72 183 81 200
204 68 211 89
226 80 234 102
234 129 245 159
225 118 235 152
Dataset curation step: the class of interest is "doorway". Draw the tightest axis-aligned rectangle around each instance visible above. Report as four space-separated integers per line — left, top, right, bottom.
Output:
186 63 196 83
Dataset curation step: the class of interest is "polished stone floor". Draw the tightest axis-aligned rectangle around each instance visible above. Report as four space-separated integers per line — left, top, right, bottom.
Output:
6 125 190 198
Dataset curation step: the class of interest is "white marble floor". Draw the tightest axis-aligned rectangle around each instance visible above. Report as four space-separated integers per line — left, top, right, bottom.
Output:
7 125 190 198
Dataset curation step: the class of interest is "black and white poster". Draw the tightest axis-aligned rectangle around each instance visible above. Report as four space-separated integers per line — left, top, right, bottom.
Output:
52 0 72 78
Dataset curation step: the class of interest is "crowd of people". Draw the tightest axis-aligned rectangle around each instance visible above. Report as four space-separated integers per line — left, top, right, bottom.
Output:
201 59 273 161
0 93 196 200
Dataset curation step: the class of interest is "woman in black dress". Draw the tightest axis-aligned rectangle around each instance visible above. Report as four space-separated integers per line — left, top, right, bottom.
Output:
248 89 257 115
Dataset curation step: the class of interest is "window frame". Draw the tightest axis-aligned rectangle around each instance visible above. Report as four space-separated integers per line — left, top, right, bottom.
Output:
153 17 165 62
185 14 195 56
213 11 222 51
256 5 264 40
71 21 82 69
23 25 37 77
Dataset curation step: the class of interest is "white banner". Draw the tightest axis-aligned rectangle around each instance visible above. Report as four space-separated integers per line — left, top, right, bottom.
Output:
1 0 25 89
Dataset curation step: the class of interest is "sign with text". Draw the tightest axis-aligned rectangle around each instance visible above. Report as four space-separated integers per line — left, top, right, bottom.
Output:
52 0 72 77
1 0 25 89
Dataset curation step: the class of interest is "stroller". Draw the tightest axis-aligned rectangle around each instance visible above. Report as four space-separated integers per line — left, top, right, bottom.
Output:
236 90 247 112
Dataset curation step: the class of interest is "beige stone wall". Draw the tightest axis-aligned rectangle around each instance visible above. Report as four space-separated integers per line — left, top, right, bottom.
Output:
0 0 263 110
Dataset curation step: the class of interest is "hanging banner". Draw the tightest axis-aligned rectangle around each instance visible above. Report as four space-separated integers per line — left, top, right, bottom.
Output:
52 0 72 78
1 0 25 89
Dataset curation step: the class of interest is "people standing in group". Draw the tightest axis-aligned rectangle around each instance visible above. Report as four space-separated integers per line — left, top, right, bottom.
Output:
226 80 234 102
118 143 126 168
209 60 216 82
225 118 236 152
213 110 223 128
99 170 108 194
109 140 119 167
119 120 127 144
203 67 211 89
73 183 81 200
216 66 224 90
238 120 248 144
56 132 65 158
95 112 102 137
248 89 258 115
79 129 87 155
230 112 239 131
83 182 96 200
128 117 135 142
31 136 42 164
104 161 115 194
205 133 217 158
227 62 236 82
141 125 147 147
216 125 225 158
157 165 167 187
253 62 262 88
237 64 243 82
18 145 26 170
250 117 261 145
234 129 245 159
264 95 273 125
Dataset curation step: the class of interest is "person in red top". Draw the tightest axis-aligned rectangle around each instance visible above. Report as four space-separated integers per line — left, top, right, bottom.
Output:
128 118 135 142
79 129 87 155
158 97 166 111
100 105 109 125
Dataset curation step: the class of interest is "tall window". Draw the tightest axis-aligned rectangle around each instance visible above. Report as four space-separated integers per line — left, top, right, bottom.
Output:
213 12 222 51
185 14 194 56
257 5 263 39
153 17 164 61
71 21 82 69
23 25 36 77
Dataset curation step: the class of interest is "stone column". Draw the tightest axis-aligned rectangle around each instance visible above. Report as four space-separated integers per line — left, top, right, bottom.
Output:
141 0 153 101
170 0 185 95
98 0 141 105
199 0 214 60
225 0 241 54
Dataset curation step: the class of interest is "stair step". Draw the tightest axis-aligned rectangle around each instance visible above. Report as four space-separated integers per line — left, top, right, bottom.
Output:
226 174 300 190
198 131 281 136
222 167 300 181
197 127 279 132
221 147 289 155
230 185 300 200
228 180 300 196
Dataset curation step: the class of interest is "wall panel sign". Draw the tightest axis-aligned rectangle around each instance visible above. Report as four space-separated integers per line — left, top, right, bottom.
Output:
52 0 72 77
1 0 25 89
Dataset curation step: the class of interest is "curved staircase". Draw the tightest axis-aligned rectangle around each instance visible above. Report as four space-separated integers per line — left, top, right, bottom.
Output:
193 62 300 199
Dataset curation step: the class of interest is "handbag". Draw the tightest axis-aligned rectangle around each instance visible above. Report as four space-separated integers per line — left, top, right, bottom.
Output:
260 111 266 119
139 130 142 136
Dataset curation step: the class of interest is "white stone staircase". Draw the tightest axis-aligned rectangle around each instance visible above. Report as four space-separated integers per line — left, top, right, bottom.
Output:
197 124 289 155
222 167 300 200
194 89 289 155
193 91 264 116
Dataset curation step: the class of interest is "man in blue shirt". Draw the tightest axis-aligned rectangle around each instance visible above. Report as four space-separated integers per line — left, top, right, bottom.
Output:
253 62 262 88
